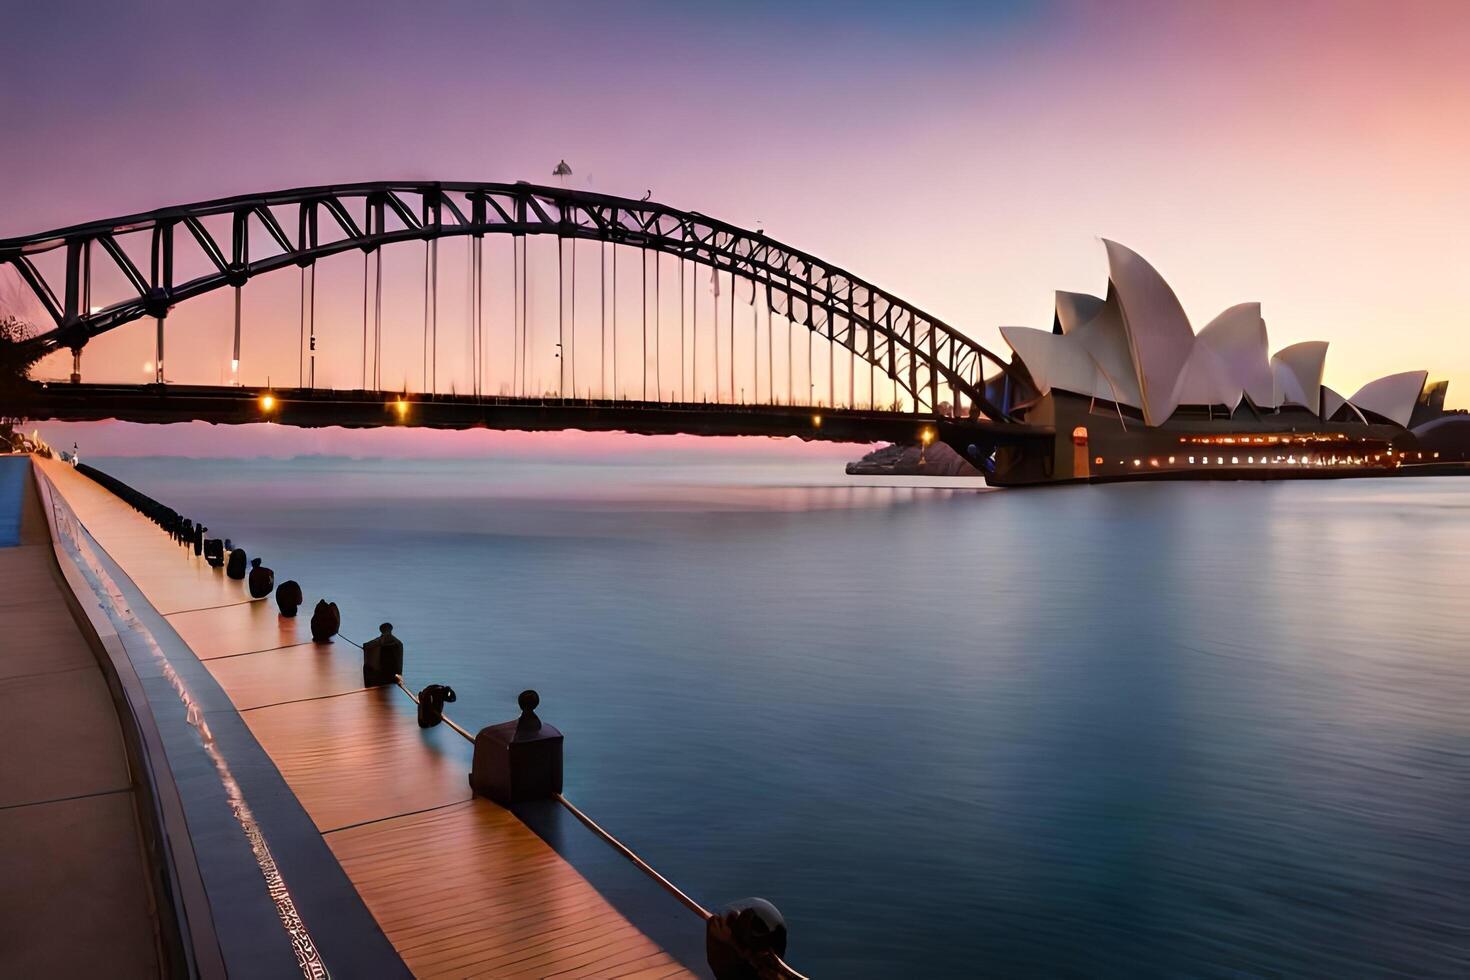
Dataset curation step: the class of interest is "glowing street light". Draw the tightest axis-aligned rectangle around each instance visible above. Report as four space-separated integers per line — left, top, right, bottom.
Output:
259 393 276 412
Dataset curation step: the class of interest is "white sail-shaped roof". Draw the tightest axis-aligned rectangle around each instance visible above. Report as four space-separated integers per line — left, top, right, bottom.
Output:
1000 241 1443 431
1171 342 1242 410
999 326 1108 402
1197 303 1273 406
1321 386 1347 420
1055 291 1104 335
1271 341 1328 414
1104 240 1196 425
1067 287 1142 409
1349 370 1427 427
1320 385 1368 423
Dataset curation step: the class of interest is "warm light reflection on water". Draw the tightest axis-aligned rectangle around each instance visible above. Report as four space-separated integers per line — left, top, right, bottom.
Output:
96 455 1470 977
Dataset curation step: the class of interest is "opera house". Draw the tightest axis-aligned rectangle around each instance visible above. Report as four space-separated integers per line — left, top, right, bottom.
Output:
982 240 1470 483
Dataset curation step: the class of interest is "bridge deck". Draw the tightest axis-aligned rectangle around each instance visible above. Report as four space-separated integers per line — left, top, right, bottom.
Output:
37 458 696 979
0 457 159 977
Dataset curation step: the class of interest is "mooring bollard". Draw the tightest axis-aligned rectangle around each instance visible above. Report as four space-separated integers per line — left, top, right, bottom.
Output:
275 580 303 617
706 898 791 980
203 538 225 567
309 599 340 642
417 684 457 728
226 546 248 580
361 623 403 686
193 525 205 556
248 558 274 598
469 690 563 805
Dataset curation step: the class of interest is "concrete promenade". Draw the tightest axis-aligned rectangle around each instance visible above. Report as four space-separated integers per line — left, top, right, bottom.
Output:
0 456 160 976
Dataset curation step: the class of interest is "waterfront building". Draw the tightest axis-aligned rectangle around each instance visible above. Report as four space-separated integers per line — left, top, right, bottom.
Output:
987 241 1470 480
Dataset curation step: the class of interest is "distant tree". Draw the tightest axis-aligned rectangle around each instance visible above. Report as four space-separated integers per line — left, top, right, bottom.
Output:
0 316 42 447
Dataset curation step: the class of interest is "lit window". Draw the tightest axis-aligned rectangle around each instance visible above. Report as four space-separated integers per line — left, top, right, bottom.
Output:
1248 456 1254 463
1167 456 1175 464
1094 456 1104 465
1132 459 1141 467
1216 457 1224 465
1188 456 1195 464
1231 457 1239 464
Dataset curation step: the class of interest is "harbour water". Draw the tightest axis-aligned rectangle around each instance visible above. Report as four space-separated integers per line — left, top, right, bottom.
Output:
94 449 1469 977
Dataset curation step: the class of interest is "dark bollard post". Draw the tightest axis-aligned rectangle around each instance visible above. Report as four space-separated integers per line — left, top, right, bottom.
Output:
417 684 457 728
361 623 403 686
469 691 563 805
180 518 193 545
226 547 248 580
275 580 303 617
193 525 205 556
248 559 274 599
706 898 791 980
309 599 340 643
203 538 225 567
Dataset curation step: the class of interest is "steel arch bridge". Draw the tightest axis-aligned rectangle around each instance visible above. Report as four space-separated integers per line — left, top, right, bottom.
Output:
0 181 1022 421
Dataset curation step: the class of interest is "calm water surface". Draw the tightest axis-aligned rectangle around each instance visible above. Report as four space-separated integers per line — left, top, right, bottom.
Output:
96 453 1470 977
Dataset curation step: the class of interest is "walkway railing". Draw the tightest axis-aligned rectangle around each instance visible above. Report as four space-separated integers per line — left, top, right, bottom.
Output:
77 460 809 980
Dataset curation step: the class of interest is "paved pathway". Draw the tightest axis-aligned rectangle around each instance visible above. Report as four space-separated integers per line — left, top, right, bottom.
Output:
0 456 159 977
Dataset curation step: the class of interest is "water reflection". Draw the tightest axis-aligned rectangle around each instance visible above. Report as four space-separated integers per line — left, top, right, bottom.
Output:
96 456 1470 977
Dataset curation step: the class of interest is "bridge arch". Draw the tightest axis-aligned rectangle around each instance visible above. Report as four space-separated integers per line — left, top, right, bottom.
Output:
0 181 1019 420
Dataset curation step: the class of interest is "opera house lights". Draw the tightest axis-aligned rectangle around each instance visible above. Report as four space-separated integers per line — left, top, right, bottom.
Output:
980 241 1470 483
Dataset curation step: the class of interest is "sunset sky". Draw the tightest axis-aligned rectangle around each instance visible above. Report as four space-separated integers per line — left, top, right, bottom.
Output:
6 0 1470 432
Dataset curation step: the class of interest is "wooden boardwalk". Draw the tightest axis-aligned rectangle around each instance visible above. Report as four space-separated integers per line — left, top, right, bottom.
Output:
0 458 160 977
39 457 696 979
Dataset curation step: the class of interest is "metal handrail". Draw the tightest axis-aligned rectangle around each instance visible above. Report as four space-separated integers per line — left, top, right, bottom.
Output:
380 670 716 920
552 791 712 920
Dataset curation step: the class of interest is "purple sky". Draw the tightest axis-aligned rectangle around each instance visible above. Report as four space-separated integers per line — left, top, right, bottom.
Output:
7 0 1470 447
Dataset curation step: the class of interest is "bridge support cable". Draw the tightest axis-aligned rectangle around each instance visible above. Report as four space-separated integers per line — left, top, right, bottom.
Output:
767 295 774 407
806 307 813 407
557 231 565 397
308 264 318 389
474 235 485 400
679 256 686 402
297 267 306 388
232 286 242 385
728 269 735 404
639 247 648 401
569 237 576 399
692 260 700 401
421 242 429 393
430 239 439 394
711 269 720 402
599 240 607 400
868 293 876 410
750 287 757 405
361 251 370 391
654 250 661 403
611 241 618 401
372 251 383 391
513 237 523 397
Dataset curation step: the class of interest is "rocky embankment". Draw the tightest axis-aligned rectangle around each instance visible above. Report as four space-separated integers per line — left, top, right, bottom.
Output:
845 442 981 477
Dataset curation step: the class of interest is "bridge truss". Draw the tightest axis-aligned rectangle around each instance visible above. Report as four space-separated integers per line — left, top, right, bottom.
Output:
0 181 1020 420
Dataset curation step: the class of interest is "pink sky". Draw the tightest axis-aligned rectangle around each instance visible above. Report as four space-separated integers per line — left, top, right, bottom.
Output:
7 0 1470 433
